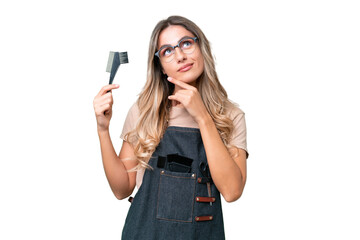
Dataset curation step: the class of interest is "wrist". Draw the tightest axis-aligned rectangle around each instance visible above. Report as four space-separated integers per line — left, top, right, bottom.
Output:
197 112 213 128
97 127 110 136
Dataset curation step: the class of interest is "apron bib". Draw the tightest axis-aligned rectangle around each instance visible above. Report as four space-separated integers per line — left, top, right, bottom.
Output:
122 126 225 240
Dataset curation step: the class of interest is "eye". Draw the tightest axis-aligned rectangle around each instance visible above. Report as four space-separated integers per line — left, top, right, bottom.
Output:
180 38 195 49
161 47 173 57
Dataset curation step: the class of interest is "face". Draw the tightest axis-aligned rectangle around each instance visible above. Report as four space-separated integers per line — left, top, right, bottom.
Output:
157 25 204 86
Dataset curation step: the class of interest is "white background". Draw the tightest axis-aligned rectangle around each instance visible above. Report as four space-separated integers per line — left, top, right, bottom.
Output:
1 0 359 239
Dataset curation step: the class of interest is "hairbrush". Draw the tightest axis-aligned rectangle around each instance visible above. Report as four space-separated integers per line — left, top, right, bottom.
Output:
106 51 129 84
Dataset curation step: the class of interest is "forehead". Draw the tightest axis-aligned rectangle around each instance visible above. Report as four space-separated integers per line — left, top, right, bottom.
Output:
158 25 195 47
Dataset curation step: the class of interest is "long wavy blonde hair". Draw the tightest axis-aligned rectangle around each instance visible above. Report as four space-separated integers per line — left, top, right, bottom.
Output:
124 16 239 170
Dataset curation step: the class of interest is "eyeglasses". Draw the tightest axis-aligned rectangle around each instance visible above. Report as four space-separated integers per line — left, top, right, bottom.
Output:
155 37 198 63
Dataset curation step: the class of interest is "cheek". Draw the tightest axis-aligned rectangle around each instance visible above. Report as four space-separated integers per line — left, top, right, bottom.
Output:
162 65 174 75
196 54 205 73
193 48 204 67
200 56 205 70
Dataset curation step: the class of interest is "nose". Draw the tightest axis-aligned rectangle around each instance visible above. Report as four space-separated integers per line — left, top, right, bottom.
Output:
174 47 186 62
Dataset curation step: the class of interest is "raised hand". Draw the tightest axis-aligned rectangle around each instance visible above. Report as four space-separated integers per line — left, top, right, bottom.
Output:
93 84 119 132
167 77 210 124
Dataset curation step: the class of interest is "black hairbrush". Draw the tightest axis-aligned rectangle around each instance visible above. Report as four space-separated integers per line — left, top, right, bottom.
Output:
106 51 129 84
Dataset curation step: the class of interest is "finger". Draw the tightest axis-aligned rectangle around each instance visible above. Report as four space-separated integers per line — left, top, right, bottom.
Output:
94 92 113 106
95 103 111 116
167 77 194 90
94 91 113 104
173 89 192 96
168 91 188 103
99 96 113 107
94 101 111 114
100 102 113 110
97 84 119 97
99 92 113 103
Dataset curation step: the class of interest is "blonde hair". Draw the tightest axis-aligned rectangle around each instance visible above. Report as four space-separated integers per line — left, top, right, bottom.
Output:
124 16 239 170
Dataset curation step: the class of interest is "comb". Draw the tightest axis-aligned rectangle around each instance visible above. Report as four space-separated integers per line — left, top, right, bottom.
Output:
106 51 129 84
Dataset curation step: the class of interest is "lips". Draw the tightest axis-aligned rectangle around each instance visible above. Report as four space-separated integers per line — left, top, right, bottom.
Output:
178 63 193 72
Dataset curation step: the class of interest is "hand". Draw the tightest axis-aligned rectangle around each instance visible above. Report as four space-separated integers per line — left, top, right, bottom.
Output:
167 77 210 124
93 84 119 132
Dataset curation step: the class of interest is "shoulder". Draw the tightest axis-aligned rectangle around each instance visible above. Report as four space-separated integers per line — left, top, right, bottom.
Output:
225 102 247 137
121 102 140 140
129 101 140 114
226 102 249 157
226 102 245 121
125 101 140 120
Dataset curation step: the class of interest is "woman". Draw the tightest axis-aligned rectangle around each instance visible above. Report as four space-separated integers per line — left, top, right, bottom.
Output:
93 15 248 240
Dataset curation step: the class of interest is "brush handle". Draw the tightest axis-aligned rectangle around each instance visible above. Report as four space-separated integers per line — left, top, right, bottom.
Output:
109 64 120 85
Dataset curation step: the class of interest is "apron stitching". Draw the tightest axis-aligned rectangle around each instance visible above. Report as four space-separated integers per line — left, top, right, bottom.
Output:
161 173 195 179
156 170 162 220
156 217 192 223
167 129 200 133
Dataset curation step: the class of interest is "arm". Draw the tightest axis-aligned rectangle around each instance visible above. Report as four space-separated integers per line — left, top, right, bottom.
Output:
197 116 247 202
98 130 137 200
94 84 137 200
167 77 247 202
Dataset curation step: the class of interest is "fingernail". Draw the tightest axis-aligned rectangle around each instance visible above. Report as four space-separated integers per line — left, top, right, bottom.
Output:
167 77 172 81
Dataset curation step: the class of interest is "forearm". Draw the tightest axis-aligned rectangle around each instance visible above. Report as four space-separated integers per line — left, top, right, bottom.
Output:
198 115 245 202
97 129 131 199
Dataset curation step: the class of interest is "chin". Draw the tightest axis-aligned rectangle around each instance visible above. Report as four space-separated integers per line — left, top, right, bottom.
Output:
176 72 202 85
176 77 197 86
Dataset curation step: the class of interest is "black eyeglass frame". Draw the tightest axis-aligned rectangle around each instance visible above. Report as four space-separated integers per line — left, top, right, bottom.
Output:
154 37 198 59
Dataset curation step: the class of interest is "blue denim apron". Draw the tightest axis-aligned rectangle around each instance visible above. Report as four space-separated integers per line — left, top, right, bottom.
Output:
122 126 225 240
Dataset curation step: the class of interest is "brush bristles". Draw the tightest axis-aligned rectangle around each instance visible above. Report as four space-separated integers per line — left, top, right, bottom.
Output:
119 52 129 64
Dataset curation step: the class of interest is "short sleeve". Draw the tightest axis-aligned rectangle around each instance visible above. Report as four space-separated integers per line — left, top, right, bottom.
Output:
120 102 140 141
229 107 249 159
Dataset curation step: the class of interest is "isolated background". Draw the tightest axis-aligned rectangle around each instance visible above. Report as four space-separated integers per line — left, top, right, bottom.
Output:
1 0 359 239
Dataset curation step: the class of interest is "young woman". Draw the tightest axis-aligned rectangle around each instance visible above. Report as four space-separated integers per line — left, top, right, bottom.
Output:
93 15 248 240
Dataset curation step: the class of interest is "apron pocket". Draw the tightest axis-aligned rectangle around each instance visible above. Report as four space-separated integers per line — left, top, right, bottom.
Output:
168 161 191 173
156 170 196 222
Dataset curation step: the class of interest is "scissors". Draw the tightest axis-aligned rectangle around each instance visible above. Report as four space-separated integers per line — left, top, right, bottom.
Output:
199 161 210 178
199 161 212 205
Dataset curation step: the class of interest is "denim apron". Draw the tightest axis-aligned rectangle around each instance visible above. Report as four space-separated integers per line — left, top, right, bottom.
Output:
122 126 225 240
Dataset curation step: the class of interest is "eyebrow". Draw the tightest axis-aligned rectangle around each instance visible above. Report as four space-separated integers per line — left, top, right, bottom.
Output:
158 35 194 50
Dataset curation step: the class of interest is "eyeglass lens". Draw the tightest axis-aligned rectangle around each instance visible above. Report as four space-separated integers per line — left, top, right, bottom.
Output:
159 38 196 62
